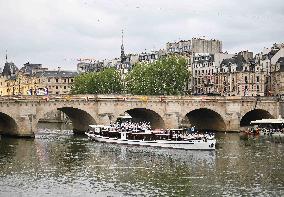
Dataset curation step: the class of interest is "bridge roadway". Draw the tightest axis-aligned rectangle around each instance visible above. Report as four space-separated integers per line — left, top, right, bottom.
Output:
0 95 283 137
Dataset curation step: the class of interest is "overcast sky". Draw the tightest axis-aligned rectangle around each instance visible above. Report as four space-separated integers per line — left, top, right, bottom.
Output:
0 0 283 70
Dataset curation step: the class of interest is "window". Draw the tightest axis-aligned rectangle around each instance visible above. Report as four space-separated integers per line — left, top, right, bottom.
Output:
71 79 74 83
48 78 51 82
245 76 248 83
64 86 66 89
56 78 59 83
256 76 259 82
56 86 58 89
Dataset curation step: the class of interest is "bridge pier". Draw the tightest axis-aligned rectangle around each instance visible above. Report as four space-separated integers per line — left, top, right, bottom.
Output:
224 113 241 132
98 113 112 125
9 115 35 138
164 113 180 129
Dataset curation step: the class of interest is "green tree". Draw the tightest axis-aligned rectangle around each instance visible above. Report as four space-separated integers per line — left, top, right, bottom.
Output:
126 55 190 95
71 68 123 94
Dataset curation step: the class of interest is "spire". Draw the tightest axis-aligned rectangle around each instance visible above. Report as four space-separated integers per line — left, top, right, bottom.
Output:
120 29 126 64
121 29 124 48
5 50 8 63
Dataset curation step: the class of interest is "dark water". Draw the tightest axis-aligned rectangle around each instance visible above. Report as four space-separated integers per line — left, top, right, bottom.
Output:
0 124 284 197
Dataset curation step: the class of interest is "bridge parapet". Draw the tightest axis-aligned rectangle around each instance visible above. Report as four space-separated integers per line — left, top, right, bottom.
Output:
0 95 280 103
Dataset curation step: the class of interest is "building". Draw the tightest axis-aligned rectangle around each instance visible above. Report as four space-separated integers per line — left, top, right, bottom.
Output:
0 60 78 96
166 38 222 55
191 52 234 95
33 70 78 95
20 62 48 74
166 40 191 54
77 61 104 73
0 61 19 96
214 54 265 96
271 57 284 96
255 43 284 95
192 53 215 94
191 38 222 54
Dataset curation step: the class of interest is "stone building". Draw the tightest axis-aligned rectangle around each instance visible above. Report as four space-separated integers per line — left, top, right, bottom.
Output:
0 61 19 96
166 40 191 54
33 70 78 95
255 43 284 95
214 54 265 96
77 61 104 73
191 52 234 95
192 53 215 94
271 57 284 96
0 61 78 96
191 38 222 54
166 38 222 54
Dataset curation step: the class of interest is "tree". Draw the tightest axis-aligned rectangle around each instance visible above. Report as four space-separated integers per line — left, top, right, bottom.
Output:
71 68 123 94
125 55 190 95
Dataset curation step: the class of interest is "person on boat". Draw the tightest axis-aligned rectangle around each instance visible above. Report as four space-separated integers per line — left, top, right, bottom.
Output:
191 126 195 133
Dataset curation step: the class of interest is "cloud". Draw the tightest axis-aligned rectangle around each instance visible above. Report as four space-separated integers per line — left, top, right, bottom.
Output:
0 0 283 70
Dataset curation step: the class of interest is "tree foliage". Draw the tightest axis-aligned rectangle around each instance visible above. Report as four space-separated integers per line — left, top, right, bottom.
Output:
71 68 123 94
125 55 190 95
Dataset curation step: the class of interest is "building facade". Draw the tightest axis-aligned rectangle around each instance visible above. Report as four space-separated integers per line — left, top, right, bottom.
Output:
192 53 215 94
166 38 222 55
32 70 77 95
214 54 265 96
0 62 78 96
271 57 284 96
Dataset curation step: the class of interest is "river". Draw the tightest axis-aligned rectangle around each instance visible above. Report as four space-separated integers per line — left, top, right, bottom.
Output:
0 123 284 196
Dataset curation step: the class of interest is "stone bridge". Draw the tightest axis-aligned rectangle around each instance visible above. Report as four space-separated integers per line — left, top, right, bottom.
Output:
0 95 283 137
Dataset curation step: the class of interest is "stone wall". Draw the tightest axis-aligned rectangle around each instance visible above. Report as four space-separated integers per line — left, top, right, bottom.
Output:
39 110 68 123
280 101 284 118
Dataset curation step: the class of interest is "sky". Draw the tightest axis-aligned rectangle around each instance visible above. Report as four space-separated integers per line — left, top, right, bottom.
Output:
0 0 283 70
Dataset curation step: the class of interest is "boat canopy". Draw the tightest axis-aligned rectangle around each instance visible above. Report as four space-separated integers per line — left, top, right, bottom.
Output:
250 118 284 124
117 114 132 119
89 125 107 128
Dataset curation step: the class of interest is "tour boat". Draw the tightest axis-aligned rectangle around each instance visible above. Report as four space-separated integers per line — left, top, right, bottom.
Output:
86 125 216 150
249 116 284 137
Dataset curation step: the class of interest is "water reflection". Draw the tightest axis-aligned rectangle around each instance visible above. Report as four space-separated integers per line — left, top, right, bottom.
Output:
0 125 283 196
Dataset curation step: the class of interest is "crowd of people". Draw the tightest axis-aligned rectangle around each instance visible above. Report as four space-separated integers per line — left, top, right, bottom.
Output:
107 121 215 140
110 121 151 132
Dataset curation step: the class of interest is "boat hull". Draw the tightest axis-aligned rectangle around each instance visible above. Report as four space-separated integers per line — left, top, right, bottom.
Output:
86 133 216 150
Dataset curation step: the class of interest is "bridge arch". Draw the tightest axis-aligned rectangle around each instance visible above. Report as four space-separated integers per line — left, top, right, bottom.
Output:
240 109 274 127
36 107 97 134
113 108 165 129
0 112 19 136
181 108 226 131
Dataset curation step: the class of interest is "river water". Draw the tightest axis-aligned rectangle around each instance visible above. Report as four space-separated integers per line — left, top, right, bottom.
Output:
0 123 284 197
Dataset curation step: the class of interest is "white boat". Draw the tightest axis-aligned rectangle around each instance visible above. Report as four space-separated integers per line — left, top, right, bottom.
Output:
250 116 284 137
86 125 216 150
